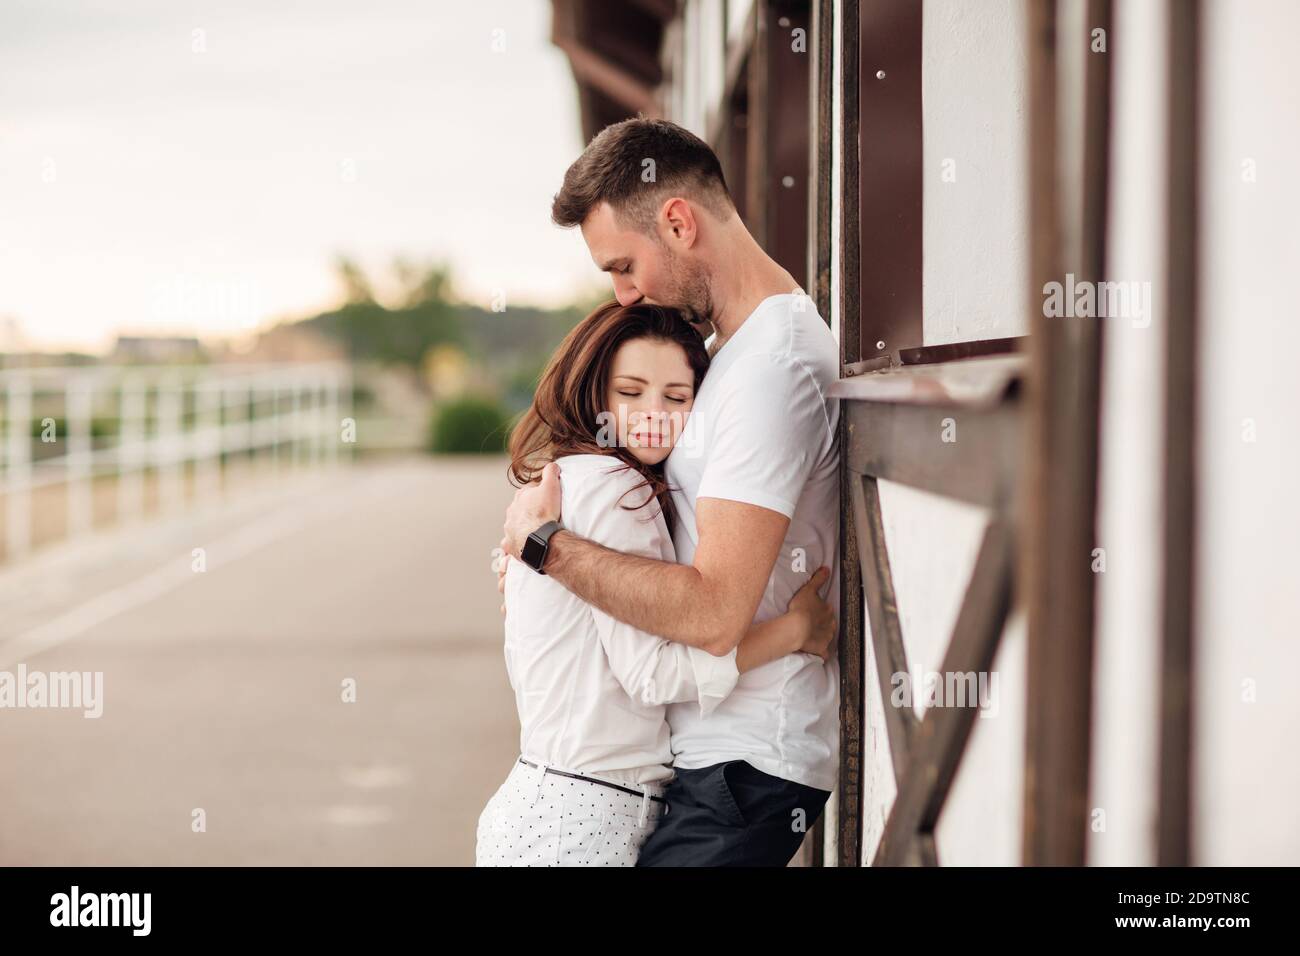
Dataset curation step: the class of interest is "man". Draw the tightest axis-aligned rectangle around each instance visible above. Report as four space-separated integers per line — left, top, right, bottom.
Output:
500 118 840 866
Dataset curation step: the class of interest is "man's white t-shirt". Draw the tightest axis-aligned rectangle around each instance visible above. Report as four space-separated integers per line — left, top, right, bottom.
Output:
664 293 841 793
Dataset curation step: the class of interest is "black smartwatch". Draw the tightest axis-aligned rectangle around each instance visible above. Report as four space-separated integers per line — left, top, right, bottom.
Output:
520 521 562 575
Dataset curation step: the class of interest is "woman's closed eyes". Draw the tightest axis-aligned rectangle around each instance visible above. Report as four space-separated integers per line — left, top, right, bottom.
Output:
616 389 689 404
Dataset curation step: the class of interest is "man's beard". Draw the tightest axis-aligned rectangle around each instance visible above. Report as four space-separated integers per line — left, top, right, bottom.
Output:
664 251 714 334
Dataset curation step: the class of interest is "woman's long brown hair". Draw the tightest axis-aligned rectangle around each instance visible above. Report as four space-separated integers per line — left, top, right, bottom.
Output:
508 301 710 533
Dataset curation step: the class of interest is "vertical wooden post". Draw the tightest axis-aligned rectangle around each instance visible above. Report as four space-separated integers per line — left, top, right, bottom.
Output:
1021 0 1111 865
746 2 770 249
800 0 835 868
1157 0 1201 868
835 0 864 868
808 0 834 321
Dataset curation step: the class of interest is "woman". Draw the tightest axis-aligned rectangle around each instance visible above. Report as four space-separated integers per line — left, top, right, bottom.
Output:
476 301 836 866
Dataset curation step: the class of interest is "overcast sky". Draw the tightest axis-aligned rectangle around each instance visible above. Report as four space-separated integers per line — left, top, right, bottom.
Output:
0 0 603 353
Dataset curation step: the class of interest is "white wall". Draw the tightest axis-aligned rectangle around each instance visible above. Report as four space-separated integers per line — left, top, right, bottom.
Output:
1092 0 1300 869
921 0 1030 345
1194 0 1300 865
1088 0 1167 867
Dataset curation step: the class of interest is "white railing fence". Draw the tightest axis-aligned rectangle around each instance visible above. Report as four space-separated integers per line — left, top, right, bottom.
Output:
0 361 352 564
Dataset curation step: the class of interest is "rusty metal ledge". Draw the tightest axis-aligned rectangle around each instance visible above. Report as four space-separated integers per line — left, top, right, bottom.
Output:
830 353 1026 410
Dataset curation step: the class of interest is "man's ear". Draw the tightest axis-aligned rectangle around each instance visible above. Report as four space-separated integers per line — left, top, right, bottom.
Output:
660 197 698 247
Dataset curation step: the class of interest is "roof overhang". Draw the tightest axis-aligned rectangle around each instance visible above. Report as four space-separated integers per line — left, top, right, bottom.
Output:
551 0 675 142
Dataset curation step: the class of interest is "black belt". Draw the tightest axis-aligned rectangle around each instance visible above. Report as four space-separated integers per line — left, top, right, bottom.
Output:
518 758 667 804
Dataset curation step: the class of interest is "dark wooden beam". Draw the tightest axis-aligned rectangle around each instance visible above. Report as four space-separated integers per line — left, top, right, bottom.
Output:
1020 0 1061 868
835 0 863 868
804 0 835 869
837 0 861 368
836 445 865 866
626 0 678 23
552 0 664 140
899 336 1027 367
852 474 918 781
1157 0 1201 869
554 39 659 116
808 0 834 318
745 3 771 247
873 517 1016 865
841 399 1021 511
1020 0 1110 866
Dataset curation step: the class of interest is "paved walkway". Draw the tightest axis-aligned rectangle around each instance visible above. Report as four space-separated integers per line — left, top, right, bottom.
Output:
0 456 520 865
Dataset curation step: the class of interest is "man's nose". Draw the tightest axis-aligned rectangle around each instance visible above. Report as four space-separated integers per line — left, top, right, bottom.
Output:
612 277 642 307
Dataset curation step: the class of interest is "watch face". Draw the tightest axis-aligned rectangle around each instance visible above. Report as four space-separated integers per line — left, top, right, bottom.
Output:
521 532 545 570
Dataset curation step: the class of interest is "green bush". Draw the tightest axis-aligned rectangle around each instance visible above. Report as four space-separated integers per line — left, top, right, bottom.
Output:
428 395 510 454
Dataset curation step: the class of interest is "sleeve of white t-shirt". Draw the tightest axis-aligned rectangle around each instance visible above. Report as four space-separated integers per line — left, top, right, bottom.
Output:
563 459 740 717
696 352 830 518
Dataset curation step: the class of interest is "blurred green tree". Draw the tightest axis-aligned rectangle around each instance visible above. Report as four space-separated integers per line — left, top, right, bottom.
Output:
289 260 605 424
305 257 465 366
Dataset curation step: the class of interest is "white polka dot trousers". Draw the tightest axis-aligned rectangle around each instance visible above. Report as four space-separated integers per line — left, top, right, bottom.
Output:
476 758 666 866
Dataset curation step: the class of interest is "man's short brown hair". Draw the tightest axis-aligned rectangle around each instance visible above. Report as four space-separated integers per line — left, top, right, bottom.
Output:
551 117 735 231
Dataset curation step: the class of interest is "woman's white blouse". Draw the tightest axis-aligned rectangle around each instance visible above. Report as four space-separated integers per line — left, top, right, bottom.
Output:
502 454 741 788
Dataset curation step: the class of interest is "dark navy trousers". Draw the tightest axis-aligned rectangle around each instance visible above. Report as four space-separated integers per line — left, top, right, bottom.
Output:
634 759 831 867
